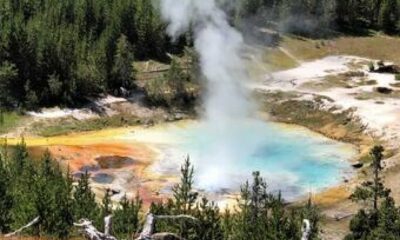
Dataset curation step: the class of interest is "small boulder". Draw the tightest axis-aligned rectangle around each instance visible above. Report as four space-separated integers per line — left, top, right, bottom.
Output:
371 61 400 74
352 162 364 169
375 87 393 94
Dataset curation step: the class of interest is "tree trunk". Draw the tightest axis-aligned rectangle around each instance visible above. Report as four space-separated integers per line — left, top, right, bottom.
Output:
301 219 311 240
135 213 198 240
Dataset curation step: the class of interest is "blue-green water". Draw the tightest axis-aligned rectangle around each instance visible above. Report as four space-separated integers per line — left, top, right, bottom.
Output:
168 120 356 199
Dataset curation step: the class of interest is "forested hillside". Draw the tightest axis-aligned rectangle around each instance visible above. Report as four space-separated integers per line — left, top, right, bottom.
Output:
236 0 400 35
0 0 187 109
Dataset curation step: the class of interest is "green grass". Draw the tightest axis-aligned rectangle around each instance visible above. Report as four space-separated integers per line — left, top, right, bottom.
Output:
279 36 331 61
0 112 24 134
32 114 141 137
266 48 299 71
245 47 298 77
276 34 400 64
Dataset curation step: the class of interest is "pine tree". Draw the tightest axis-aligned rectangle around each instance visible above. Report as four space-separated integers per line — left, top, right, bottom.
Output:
11 138 29 175
194 197 224 240
101 188 113 217
231 172 271 239
0 153 13 233
269 192 290 240
347 145 393 239
371 196 400 238
378 0 399 33
8 148 75 237
350 145 389 210
33 151 56 235
111 34 135 91
113 194 142 239
148 199 176 235
347 209 371 239
299 197 320 240
172 156 198 239
222 208 234 240
0 61 18 108
51 166 74 239
73 170 100 222
9 146 38 235
0 109 4 126
172 156 198 214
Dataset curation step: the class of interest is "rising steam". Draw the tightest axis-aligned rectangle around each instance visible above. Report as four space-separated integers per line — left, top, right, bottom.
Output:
159 0 255 190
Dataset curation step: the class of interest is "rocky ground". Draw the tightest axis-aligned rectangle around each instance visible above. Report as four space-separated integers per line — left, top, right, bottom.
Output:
1 92 193 139
258 56 400 147
253 55 400 239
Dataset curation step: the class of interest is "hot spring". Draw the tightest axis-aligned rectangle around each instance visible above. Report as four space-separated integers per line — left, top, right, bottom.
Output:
15 118 358 202
148 120 357 200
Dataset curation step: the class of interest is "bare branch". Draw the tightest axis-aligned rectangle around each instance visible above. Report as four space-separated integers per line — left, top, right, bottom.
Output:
4 217 40 237
74 217 117 240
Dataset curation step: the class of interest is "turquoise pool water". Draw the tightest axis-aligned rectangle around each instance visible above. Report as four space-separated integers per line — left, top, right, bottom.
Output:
166 120 357 199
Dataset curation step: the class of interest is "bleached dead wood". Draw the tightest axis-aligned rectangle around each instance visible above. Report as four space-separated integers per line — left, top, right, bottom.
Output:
74 213 194 240
4 217 40 237
150 233 183 240
301 219 311 240
136 213 198 240
74 215 117 240
333 212 354 221
104 215 113 236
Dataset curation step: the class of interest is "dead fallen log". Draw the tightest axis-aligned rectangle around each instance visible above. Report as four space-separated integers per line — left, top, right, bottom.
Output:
3 214 311 240
74 213 196 240
4 217 40 237
334 212 354 221
136 213 198 240
74 215 117 240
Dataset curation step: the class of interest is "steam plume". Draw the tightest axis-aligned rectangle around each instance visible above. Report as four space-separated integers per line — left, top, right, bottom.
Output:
159 0 255 189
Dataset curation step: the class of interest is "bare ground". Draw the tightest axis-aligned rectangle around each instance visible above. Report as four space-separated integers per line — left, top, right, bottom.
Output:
254 54 400 239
